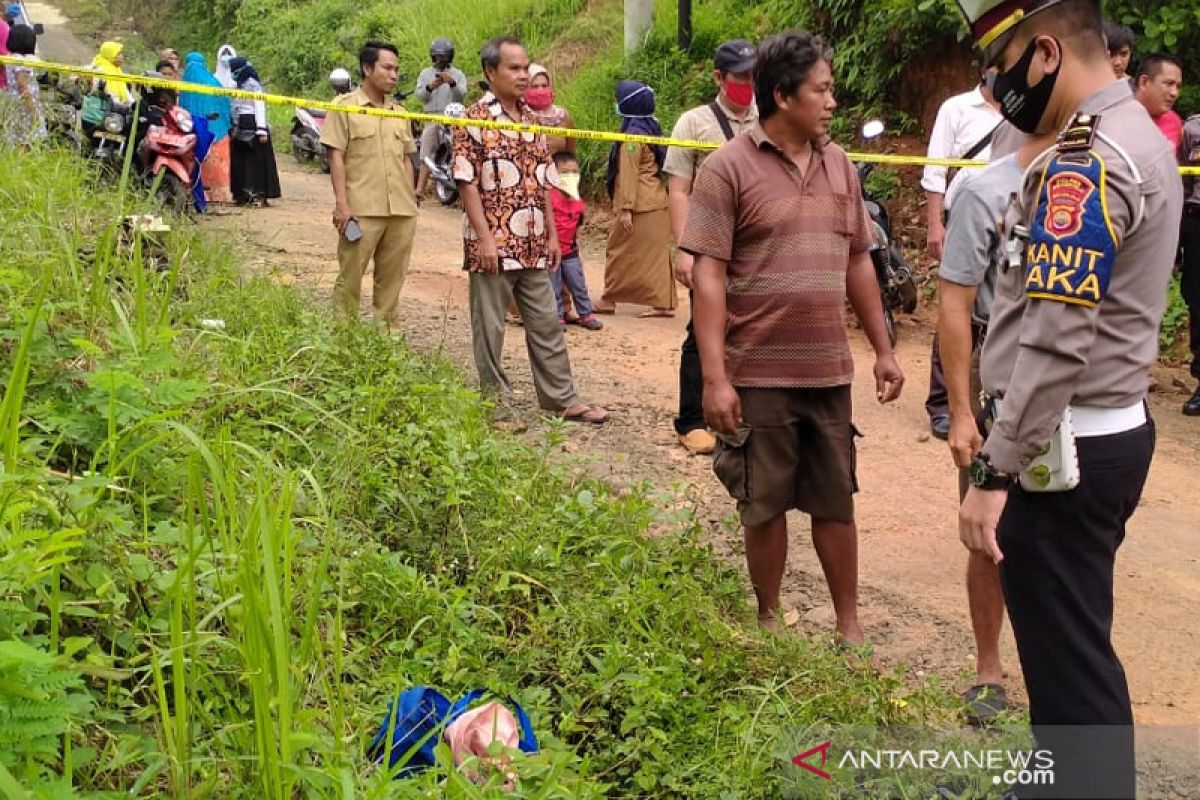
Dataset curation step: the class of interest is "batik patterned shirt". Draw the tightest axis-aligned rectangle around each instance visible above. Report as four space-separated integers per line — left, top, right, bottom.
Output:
452 93 559 271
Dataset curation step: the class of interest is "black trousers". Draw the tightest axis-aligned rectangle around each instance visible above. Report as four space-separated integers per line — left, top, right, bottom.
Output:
675 291 705 435
926 332 950 419
927 209 953 419
998 421 1155 799
1180 210 1200 380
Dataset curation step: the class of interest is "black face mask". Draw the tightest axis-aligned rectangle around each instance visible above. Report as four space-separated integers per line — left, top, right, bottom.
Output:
992 38 1061 134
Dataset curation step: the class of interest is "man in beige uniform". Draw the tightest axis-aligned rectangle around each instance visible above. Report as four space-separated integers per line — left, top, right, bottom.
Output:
955 0 1182 796
322 40 418 328
664 39 758 455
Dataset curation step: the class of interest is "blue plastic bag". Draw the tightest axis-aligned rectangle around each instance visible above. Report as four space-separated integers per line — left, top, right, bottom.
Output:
367 686 453 776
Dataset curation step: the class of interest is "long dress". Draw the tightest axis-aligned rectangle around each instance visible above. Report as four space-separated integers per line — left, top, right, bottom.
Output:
230 78 281 205
601 143 675 310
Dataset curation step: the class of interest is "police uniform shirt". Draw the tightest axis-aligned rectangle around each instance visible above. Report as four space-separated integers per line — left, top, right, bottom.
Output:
937 154 1024 326
1180 114 1200 208
979 79 1184 474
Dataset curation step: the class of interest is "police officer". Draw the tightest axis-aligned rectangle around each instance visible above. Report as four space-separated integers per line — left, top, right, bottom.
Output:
1179 113 1200 416
953 1 1182 796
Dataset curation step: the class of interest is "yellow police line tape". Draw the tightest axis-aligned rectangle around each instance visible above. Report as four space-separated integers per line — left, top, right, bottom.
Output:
9 55 1200 175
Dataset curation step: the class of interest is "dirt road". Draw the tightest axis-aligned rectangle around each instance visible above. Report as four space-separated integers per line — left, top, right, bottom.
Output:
212 161 1200 737
26 0 94 64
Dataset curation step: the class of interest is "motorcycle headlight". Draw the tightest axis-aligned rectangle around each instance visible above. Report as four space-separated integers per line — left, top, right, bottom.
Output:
103 112 124 133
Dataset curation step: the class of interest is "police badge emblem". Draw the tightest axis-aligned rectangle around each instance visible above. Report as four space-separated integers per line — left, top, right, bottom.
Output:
1044 171 1095 239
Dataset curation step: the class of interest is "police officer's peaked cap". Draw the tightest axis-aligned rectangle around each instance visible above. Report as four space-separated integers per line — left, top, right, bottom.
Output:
955 0 1097 59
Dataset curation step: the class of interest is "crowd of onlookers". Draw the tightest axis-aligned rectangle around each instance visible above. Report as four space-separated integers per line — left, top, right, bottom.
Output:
0 19 281 207
155 45 281 207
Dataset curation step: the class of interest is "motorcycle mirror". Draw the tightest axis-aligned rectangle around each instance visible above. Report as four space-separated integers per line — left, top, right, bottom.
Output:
861 119 885 140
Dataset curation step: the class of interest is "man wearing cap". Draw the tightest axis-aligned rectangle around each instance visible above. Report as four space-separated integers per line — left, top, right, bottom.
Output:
954 0 1182 796
663 39 758 456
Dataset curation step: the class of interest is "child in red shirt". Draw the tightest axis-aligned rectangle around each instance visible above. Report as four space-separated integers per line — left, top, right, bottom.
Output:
550 152 603 330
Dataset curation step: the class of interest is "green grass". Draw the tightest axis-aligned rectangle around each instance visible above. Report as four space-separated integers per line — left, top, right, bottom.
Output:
0 145 968 797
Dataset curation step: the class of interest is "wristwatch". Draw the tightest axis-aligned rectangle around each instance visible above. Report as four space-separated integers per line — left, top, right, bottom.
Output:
968 453 1014 491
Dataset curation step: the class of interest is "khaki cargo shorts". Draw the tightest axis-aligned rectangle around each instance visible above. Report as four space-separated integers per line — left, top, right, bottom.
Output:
712 386 860 526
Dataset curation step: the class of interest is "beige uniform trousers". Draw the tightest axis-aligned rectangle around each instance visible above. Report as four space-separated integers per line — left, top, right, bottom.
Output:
335 215 417 325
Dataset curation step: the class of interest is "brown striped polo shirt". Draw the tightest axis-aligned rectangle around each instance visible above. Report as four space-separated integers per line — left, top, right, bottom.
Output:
679 125 874 388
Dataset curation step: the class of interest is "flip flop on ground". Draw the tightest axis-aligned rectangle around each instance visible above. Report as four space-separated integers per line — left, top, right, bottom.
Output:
558 404 610 424
963 683 1008 726
637 308 675 318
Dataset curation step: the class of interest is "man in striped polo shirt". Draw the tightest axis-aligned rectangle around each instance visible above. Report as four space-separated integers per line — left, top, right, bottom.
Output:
681 30 905 640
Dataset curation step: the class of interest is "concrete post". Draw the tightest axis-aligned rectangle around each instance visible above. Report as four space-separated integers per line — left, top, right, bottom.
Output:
624 0 654 55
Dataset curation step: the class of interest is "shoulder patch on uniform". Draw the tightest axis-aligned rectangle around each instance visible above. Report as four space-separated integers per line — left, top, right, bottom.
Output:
1058 113 1099 152
1023 151 1118 308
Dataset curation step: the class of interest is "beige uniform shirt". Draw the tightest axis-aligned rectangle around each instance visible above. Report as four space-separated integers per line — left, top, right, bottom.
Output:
320 88 418 218
980 80 1183 473
663 96 758 182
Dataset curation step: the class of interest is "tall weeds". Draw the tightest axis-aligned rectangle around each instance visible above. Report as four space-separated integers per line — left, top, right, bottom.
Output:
0 145 959 798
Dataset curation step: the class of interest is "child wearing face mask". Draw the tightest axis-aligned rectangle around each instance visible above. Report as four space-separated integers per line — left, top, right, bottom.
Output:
549 151 603 330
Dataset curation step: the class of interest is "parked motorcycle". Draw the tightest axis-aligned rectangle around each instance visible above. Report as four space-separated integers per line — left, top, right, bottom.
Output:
138 92 198 214
77 83 134 175
38 72 85 150
858 119 918 346
290 69 359 173
290 106 329 171
423 101 465 206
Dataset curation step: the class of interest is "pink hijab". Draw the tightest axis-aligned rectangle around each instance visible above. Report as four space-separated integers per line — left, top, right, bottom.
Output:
0 19 10 90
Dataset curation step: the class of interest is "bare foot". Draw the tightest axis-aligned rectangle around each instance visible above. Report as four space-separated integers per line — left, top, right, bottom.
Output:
835 621 866 647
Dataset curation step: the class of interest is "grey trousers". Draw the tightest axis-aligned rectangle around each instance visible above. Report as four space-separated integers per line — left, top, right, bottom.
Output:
469 269 580 412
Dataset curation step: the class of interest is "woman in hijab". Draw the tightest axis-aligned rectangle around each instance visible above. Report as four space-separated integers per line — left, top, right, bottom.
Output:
594 79 674 317
526 64 574 155
180 52 233 203
228 57 281 206
91 41 131 103
214 44 236 89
